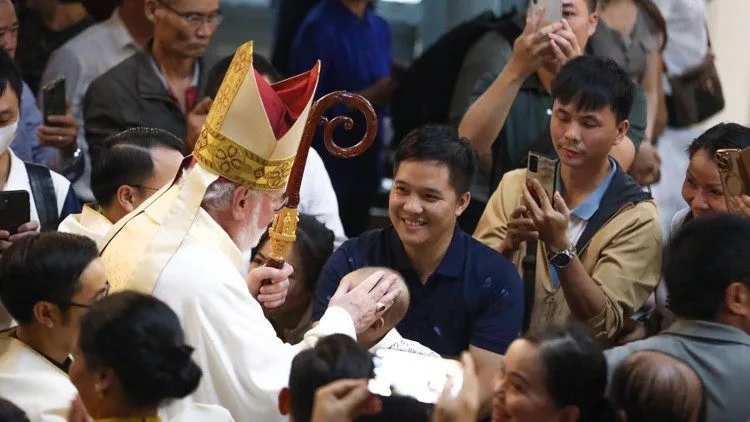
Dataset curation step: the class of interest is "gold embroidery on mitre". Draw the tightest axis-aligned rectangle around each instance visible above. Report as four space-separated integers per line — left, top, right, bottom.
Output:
207 42 253 130
193 124 296 190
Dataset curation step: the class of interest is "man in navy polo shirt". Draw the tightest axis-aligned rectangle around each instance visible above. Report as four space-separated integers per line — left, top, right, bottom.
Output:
312 125 524 410
289 0 396 237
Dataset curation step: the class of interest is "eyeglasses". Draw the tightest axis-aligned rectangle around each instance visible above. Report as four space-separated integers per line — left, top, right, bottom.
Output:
54 281 111 309
157 0 223 31
265 191 288 212
128 184 161 192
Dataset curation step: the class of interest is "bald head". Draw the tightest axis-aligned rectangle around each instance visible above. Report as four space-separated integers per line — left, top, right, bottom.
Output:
610 351 704 422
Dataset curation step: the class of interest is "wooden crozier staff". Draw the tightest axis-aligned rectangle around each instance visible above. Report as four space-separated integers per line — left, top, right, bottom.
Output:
263 91 377 282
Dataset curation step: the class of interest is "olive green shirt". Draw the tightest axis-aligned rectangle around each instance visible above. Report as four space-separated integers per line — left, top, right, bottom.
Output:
470 62 647 190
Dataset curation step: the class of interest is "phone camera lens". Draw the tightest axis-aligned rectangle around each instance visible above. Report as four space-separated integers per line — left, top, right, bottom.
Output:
529 156 539 173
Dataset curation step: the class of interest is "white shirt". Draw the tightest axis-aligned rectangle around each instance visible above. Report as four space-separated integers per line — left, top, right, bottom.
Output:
3 150 72 225
154 239 356 421
369 329 441 358
39 8 140 201
653 0 709 90
299 148 347 247
0 330 78 421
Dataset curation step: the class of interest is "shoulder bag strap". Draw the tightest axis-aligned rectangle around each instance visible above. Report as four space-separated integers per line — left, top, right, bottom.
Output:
24 162 58 232
521 240 537 333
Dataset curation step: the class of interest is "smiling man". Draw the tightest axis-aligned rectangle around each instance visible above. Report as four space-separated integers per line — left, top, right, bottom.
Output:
475 56 662 342
312 125 524 411
83 0 221 165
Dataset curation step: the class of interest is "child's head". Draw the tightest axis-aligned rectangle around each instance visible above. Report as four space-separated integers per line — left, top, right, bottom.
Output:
341 267 409 349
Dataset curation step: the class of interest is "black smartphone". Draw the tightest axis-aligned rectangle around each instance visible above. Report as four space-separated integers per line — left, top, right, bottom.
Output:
42 76 66 125
0 190 30 235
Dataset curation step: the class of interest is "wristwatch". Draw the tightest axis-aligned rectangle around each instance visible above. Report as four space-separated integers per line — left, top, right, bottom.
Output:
548 245 577 269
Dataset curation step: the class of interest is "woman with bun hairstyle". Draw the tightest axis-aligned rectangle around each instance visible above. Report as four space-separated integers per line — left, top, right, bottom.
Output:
492 324 618 422
68 291 232 421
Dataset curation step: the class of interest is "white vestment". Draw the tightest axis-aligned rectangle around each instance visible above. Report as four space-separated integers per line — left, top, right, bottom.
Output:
58 205 113 247
0 330 77 421
151 237 355 421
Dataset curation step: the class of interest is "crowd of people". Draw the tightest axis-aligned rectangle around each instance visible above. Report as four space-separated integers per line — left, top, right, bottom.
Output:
0 0 748 421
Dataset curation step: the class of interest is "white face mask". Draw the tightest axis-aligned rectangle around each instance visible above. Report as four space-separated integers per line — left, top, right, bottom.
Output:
0 119 18 155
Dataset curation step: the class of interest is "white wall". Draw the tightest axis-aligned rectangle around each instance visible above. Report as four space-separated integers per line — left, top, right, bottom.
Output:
703 0 750 127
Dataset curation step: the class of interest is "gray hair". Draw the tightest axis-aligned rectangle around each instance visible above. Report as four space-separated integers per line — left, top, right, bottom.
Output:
201 179 240 215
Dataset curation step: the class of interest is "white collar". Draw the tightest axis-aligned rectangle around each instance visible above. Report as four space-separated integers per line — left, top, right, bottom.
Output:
3 150 25 192
369 328 403 353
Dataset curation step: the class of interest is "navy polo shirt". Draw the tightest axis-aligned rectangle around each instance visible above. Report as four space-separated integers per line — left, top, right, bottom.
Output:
289 0 391 195
312 226 524 357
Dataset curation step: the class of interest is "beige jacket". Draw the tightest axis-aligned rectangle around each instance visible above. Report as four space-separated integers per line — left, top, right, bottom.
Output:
474 169 662 340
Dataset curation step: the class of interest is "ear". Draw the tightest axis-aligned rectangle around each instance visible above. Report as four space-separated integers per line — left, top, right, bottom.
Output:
455 192 471 217
32 302 58 329
230 186 250 221
614 119 630 146
559 405 580 422
369 317 385 333
278 387 291 416
144 0 159 24
725 282 750 317
587 10 599 37
116 185 138 214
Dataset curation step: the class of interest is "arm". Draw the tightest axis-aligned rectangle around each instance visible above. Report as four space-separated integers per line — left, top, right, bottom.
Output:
298 148 347 247
459 67 526 172
467 346 501 418
469 259 524 416
614 85 649 172
158 247 356 421
643 49 663 143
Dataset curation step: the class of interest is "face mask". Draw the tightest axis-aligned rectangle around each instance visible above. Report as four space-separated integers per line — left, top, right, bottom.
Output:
0 119 18 155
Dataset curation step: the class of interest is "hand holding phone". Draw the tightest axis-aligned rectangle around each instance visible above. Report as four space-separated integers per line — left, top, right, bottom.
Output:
530 0 563 25
42 76 66 125
715 149 750 213
526 152 557 206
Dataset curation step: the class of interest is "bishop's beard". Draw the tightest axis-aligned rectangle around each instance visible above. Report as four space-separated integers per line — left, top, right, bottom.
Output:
235 201 265 252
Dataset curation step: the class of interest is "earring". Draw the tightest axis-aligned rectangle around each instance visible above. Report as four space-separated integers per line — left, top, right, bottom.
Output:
94 383 104 399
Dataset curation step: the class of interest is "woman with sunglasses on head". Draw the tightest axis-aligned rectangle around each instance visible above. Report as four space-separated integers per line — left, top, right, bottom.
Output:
68 291 233 421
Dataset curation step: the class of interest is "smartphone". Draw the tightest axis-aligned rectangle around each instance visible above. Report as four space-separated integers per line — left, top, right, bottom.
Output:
367 349 464 404
0 190 30 235
42 76 66 125
526 152 557 205
530 0 563 24
715 149 750 212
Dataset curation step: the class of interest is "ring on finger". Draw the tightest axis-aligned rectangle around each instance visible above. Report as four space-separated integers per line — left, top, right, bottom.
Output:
375 301 387 313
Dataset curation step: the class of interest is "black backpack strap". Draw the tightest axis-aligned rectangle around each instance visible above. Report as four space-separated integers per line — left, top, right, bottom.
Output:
24 162 58 232
521 240 537 333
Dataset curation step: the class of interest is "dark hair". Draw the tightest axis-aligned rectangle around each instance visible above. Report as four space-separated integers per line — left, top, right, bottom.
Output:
0 233 98 324
524 325 617 422
253 214 334 293
78 292 202 409
205 53 282 99
609 351 706 422
288 334 374 422
0 398 29 422
664 213 750 320
0 48 23 106
394 125 477 194
687 122 750 159
91 127 184 207
551 56 635 123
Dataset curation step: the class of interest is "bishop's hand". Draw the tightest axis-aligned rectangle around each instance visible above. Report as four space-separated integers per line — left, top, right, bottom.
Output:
247 263 292 309
328 270 402 333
